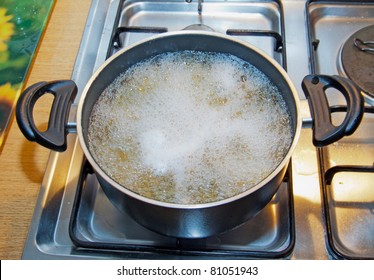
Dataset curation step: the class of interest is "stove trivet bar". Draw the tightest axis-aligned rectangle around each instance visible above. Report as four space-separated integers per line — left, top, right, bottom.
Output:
325 164 374 185
110 26 286 68
226 29 283 52
112 26 168 49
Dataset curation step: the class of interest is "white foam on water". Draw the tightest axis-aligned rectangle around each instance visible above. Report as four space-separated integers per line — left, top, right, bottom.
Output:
87 51 293 204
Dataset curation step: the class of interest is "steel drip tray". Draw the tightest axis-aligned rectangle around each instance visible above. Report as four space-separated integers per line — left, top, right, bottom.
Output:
115 0 283 59
319 144 374 259
307 1 374 259
69 160 294 259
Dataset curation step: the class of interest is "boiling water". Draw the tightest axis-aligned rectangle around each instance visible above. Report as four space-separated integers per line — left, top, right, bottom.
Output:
87 51 293 204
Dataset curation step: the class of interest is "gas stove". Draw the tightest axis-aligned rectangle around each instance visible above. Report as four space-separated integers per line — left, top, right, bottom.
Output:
22 0 374 259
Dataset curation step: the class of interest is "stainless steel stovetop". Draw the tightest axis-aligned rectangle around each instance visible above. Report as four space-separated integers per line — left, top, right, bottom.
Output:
22 0 374 259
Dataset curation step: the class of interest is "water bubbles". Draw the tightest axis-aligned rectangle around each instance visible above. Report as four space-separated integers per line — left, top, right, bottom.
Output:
87 51 293 204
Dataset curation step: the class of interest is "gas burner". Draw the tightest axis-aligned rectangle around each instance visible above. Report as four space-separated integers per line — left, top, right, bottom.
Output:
183 24 214 32
338 25 374 103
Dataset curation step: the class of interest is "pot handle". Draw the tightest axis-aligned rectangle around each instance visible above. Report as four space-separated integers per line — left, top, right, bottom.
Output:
16 80 78 151
302 75 364 146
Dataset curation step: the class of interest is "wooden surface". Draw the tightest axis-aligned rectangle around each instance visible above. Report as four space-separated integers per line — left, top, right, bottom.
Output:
0 0 91 259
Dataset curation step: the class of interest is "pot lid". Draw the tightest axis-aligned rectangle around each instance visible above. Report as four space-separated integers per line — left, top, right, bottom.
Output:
339 25 374 99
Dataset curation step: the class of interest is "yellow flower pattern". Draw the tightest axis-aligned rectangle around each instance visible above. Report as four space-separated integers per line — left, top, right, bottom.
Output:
0 7 16 147
0 1 54 150
0 82 18 147
0 8 14 52
0 82 19 105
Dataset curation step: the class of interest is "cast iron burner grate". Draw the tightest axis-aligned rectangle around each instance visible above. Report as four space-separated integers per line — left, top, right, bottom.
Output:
109 26 286 69
68 160 295 259
306 0 374 259
318 106 374 260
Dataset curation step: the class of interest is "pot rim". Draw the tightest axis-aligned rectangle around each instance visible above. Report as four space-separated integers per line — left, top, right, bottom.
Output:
76 30 302 209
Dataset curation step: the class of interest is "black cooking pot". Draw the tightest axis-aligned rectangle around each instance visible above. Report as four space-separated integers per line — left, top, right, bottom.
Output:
16 31 364 238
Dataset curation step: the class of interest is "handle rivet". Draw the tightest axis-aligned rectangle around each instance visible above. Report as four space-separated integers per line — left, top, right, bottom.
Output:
311 76 319 85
